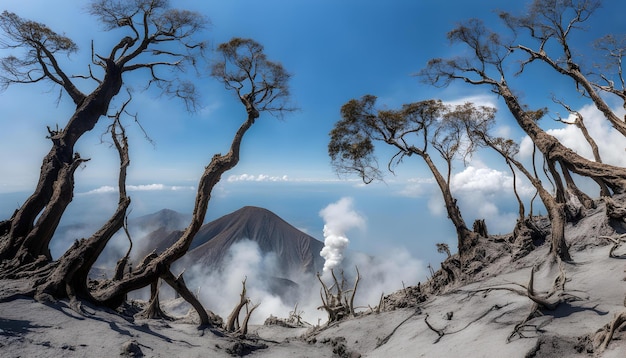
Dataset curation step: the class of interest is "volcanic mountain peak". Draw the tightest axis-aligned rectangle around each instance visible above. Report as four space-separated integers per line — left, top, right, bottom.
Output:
185 206 325 278
134 206 325 279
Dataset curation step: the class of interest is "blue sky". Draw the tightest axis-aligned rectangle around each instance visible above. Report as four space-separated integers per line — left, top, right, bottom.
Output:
2 1 626 275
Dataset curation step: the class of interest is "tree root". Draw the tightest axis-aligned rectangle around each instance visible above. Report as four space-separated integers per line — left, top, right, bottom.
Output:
603 196 626 222
422 304 509 344
508 263 582 342
135 279 172 321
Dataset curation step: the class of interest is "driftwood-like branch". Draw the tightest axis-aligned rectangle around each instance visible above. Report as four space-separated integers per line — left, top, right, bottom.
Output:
596 311 626 353
598 234 626 258
238 301 261 336
226 278 249 332
603 196 626 221
113 216 133 281
526 266 560 311
508 264 582 341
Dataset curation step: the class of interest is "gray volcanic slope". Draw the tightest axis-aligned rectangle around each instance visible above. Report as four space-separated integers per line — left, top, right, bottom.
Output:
139 206 325 279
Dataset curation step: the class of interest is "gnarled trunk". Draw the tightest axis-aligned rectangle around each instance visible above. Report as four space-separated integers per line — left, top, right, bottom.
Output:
2 61 123 263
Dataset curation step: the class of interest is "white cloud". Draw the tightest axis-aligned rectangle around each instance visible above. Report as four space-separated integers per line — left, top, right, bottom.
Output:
397 165 532 234
227 174 289 182
171 186 195 191
494 125 512 139
519 135 535 159
451 166 512 194
127 184 165 191
80 184 195 195
450 165 532 234
84 186 117 195
427 194 445 216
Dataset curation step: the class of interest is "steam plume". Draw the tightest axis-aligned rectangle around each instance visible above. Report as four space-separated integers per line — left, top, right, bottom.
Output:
319 197 365 272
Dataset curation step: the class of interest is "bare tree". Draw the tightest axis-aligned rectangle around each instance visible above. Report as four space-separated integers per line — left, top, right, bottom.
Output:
0 36 294 328
0 0 207 266
420 17 626 197
87 37 293 319
552 97 611 197
419 7 626 259
500 0 626 137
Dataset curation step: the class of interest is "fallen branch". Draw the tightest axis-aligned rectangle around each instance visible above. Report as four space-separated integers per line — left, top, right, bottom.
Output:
526 266 561 310
161 270 210 327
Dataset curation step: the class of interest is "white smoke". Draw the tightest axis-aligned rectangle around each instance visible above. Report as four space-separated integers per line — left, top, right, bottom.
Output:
319 197 365 273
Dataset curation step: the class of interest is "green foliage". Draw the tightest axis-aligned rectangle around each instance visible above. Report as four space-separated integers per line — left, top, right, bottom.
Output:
212 38 294 117
328 95 496 184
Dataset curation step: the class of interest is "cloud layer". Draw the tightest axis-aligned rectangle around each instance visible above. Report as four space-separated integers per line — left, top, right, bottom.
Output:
227 174 289 182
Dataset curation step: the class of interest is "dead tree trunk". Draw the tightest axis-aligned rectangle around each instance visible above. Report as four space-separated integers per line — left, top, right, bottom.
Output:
2 61 124 263
113 217 133 281
238 302 260 336
472 219 488 238
560 161 594 209
161 270 210 325
507 159 526 222
32 117 132 303
16 155 89 262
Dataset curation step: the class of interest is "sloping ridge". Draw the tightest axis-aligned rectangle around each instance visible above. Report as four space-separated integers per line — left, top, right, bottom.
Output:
182 206 325 277
131 209 191 260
